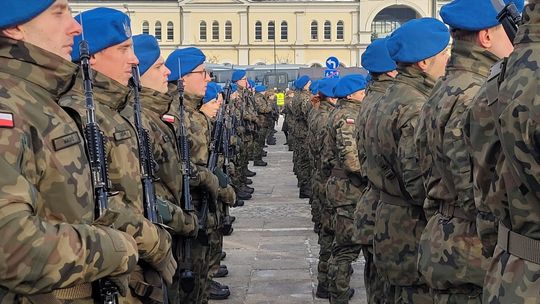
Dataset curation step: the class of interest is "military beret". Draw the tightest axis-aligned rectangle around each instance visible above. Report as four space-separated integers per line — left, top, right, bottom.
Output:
441 0 524 31
231 83 238 92
387 18 450 63
255 85 267 93
318 78 340 98
334 74 367 98
248 79 256 88
362 38 397 73
165 47 206 82
310 80 319 95
72 8 132 62
295 75 310 90
1 0 55 29
203 82 222 103
133 34 160 76
232 70 247 82
366 74 372 83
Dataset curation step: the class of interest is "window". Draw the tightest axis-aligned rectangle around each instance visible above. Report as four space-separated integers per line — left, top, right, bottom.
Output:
142 21 149 35
268 21 275 40
200 21 207 41
167 21 174 41
255 21 262 40
155 21 162 41
212 21 219 40
324 21 331 40
337 20 344 40
280 21 288 41
225 21 232 40
310 21 318 40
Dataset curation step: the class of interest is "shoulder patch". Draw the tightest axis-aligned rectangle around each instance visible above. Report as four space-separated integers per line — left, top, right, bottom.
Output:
346 118 355 124
162 114 175 123
0 112 14 128
114 130 132 141
52 132 81 151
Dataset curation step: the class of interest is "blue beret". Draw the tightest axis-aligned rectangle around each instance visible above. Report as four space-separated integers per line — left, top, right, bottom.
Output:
231 83 238 92
387 18 450 63
441 0 524 31
1 0 55 29
296 75 310 90
165 47 206 82
318 78 340 98
255 85 267 93
72 8 132 62
203 82 221 103
362 38 397 73
310 80 319 95
232 70 246 82
366 74 372 83
334 74 367 98
133 34 160 75
248 79 256 88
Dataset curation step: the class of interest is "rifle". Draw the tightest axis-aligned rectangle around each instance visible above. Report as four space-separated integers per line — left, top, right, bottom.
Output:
79 39 120 304
175 71 196 293
129 66 168 304
491 0 522 42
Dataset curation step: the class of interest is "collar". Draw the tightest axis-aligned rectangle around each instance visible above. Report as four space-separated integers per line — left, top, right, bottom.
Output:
395 64 436 97
367 73 394 94
447 40 499 78
140 87 172 116
71 69 130 111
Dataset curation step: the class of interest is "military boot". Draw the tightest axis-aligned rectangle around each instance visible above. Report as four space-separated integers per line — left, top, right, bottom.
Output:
254 159 268 167
233 199 244 207
316 284 329 299
246 169 256 177
208 280 230 300
243 178 253 185
236 191 252 200
262 151 268 157
214 265 229 278
240 185 254 194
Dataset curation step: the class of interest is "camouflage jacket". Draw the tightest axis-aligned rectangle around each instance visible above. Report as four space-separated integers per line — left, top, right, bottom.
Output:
417 41 497 290
254 92 273 115
59 70 171 268
312 100 336 183
292 90 311 139
366 64 435 286
0 38 138 298
307 102 321 176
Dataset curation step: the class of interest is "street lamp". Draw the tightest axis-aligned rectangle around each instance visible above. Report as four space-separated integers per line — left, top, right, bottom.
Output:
273 20 277 75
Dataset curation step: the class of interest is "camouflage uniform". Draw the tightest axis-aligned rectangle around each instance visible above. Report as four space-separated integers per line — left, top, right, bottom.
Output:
292 90 312 194
253 91 272 161
482 3 540 302
282 92 295 149
233 88 257 179
322 99 364 303
366 64 434 303
416 41 496 302
307 97 321 227
354 73 395 303
59 70 174 304
0 37 138 304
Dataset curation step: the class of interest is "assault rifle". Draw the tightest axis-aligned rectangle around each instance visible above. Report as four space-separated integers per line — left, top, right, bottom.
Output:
491 0 522 42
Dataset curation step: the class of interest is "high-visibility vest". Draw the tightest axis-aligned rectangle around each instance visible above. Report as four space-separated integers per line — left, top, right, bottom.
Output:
276 93 285 106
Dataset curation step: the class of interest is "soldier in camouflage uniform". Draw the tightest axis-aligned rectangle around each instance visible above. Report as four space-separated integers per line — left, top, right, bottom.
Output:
253 85 271 166
307 90 322 231
479 1 540 302
0 2 139 302
415 1 521 302
282 89 295 150
60 8 177 304
354 38 397 304
314 78 340 299
366 18 450 303
324 75 368 303
292 75 313 198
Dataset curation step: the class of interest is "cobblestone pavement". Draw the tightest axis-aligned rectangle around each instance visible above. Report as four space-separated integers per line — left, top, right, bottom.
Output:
210 117 367 304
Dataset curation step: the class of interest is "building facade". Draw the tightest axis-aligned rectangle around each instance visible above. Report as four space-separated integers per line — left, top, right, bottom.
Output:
71 0 450 67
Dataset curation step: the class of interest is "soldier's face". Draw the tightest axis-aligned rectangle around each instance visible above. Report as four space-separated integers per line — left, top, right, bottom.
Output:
90 38 139 86
183 64 211 97
141 56 171 93
237 77 247 88
13 0 82 60
486 25 514 58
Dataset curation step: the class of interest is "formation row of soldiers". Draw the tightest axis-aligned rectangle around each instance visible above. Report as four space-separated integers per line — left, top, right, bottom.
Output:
0 1 278 303
285 0 540 303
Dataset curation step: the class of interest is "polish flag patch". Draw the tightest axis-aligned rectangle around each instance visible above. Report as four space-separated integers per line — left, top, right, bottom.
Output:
346 118 355 124
0 112 14 128
162 114 175 123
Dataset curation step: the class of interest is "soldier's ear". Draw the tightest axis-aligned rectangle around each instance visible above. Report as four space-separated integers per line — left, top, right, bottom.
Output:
477 29 492 49
89 54 98 66
1 26 25 41
416 59 429 73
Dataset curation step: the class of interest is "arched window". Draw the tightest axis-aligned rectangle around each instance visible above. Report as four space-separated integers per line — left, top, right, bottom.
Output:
310 21 318 40
280 21 288 41
268 21 275 40
212 21 219 40
255 21 262 40
142 21 149 35
200 21 207 41
167 21 174 41
225 21 232 40
155 21 162 41
336 20 344 40
324 21 331 40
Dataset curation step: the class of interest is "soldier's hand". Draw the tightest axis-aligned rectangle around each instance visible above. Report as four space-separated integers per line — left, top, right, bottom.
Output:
200 99 221 118
96 226 139 276
151 228 177 285
108 274 130 297
184 210 199 238
218 185 236 206
196 170 219 202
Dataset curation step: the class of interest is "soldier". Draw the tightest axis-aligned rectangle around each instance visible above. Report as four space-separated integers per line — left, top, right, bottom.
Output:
0 1 139 302
479 1 540 302
253 85 271 167
164 48 230 303
365 18 450 303
283 88 295 150
292 75 313 198
354 37 397 304
314 78 341 299
307 82 322 231
60 8 177 304
416 0 522 302
324 74 368 303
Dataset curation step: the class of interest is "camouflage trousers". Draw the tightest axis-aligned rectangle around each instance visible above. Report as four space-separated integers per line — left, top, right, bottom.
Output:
171 236 210 304
317 208 335 290
362 245 389 304
202 228 223 303
310 177 324 225
254 125 268 160
294 136 311 189
394 285 432 304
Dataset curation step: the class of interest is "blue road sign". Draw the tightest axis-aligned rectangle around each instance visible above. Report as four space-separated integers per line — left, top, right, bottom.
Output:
326 56 339 69
324 69 340 78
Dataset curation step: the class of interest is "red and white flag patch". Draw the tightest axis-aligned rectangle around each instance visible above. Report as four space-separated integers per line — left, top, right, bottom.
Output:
346 118 355 125
0 112 14 128
162 114 175 123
